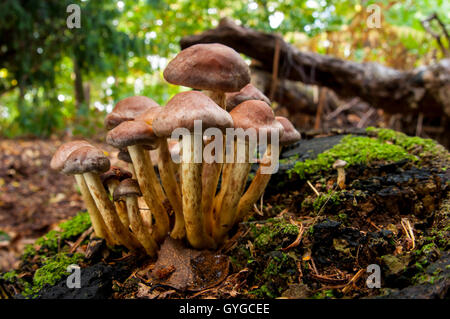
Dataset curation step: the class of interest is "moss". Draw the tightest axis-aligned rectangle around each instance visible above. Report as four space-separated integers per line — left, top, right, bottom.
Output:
289 128 447 180
289 134 416 179
252 219 299 251
22 253 84 297
22 211 91 260
251 251 298 298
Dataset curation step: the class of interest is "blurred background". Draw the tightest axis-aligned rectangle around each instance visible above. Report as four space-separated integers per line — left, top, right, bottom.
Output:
0 0 449 271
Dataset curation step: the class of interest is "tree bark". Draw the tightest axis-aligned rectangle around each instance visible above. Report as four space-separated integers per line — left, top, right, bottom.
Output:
181 18 450 117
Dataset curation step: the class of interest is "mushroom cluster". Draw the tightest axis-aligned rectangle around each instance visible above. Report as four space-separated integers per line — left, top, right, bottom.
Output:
51 43 301 256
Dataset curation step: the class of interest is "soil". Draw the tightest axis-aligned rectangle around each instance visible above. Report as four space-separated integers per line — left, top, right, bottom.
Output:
0 129 448 299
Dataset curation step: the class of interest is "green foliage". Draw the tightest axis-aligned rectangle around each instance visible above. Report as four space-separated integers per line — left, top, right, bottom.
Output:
252 219 299 251
22 253 84 297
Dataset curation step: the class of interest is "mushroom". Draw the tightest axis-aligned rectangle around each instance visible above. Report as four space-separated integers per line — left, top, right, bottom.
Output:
213 101 285 243
106 120 169 242
113 179 158 256
164 44 250 227
138 107 185 239
104 96 159 130
236 116 300 222
50 141 115 245
62 144 142 251
105 96 159 181
225 84 271 111
100 166 132 227
163 43 250 109
152 91 233 249
333 159 347 190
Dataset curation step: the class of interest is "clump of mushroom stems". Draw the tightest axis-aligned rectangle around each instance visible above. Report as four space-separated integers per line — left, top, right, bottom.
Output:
52 44 300 257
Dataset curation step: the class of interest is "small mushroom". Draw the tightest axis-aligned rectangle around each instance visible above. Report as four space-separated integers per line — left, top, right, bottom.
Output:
113 179 158 256
225 84 271 111
101 166 132 227
62 145 142 251
163 43 250 109
50 141 115 245
106 120 169 242
104 96 159 130
237 116 300 222
153 91 233 249
213 101 285 243
333 159 347 190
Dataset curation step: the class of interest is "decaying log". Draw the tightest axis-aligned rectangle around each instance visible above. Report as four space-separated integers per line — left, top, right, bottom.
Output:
181 18 450 117
250 67 339 115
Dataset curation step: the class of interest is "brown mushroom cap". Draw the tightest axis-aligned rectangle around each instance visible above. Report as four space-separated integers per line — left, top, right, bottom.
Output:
225 84 271 111
106 120 160 149
50 140 91 171
135 106 162 126
163 43 250 92
152 91 234 137
229 100 284 142
62 145 110 175
100 166 132 188
275 116 301 146
118 149 132 163
113 178 142 201
105 96 159 130
332 159 348 169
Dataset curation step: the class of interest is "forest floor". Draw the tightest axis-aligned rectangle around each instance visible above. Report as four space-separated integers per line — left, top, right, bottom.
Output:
0 127 448 299
0 135 123 272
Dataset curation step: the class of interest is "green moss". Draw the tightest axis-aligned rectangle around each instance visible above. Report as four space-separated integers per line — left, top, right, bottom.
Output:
22 211 91 260
22 253 84 297
289 128 447 180
252 219 299 251
289 134 416 179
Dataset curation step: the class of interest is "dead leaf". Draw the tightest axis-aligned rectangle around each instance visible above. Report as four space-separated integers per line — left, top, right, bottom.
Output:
150 237 229 291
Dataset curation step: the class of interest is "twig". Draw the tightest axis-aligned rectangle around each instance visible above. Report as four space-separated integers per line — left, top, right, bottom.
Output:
416 112 424 137
314 87 327 130
281 221 305 251
342 269 365 294
401 218 415 250
306 180 320 197
69 226 93 253
269 38 281 101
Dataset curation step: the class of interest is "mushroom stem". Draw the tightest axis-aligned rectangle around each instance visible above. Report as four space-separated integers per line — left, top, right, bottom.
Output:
125 196 158 256
202 160 222 236
337 167 346 189
204 90 226 109
74 174 116 246
127 144 170 241
213 140 252 243
83 172 142 251
105 179 130 228
181 134 215 249
128 163 137 179
157 139 185 239
236 144 275 222
201 90 226 229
